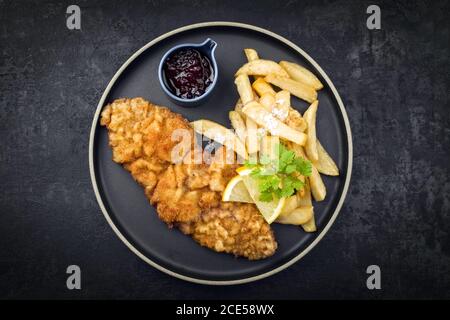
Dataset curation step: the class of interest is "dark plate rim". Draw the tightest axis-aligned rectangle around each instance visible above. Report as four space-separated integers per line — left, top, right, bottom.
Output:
88 21 353 285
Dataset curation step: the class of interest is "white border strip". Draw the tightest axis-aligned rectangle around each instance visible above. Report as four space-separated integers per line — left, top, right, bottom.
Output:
89 21 353 285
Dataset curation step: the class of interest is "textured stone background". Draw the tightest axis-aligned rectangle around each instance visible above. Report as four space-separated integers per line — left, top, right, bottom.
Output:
0 0 449 299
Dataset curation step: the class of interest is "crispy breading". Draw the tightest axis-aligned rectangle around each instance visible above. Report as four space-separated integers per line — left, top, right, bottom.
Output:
101 97 277 259
100 97 193 195
179 202 277 260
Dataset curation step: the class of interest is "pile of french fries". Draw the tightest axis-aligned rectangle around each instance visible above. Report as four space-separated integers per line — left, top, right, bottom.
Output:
193 48 339 232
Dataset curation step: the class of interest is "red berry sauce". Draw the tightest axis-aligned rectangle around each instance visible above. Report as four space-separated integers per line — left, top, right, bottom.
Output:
163 48 214 99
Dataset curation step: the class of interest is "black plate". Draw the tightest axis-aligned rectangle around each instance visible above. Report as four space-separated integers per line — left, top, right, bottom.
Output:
89 22 352 284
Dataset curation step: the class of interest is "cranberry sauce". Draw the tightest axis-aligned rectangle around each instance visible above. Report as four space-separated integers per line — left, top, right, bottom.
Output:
163 48 214 99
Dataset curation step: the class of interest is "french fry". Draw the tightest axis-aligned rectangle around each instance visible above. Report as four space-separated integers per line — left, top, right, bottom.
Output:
234 74 254 104
279 194 299 216
252 89 260 101
265 74 317 103
273 90 290 121
303 100 319 161
279 61 323 90
297 179 312 206
297 181 317 232
244 87 262 158
234 99 245 118
236 59 289 78
277 206 314 225
288 140 326 202
287 141 306 159
260 135 279 168
246 116 259 156
302 214 317 232
191 119 248 160
243 101 307 145
252 78 276 96
309 165 326 201
229 111 247 146
312 140 339 176
285 108 307 132
297 175 306 197
244 49 264 81
259 93 276 112
244 48 259 61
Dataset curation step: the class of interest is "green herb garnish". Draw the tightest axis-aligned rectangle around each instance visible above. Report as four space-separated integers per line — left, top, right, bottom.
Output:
244 143 312 202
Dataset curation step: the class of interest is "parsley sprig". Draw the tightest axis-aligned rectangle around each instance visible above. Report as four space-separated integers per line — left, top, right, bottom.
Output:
244 143 312 202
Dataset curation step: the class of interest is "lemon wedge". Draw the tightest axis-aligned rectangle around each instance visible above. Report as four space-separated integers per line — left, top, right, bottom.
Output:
236 166 252 175
222 175 253 203
237 166 286 224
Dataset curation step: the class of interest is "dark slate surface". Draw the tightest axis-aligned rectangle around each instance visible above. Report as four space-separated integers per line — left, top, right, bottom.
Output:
0 0 449 299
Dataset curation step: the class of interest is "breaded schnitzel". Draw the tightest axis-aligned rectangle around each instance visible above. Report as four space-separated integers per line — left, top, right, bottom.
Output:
100 97 193 197
100 97 277 259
